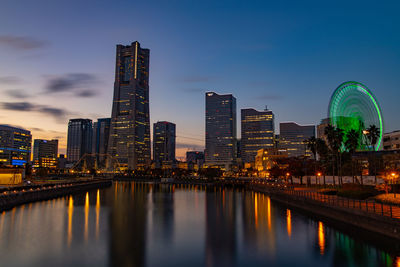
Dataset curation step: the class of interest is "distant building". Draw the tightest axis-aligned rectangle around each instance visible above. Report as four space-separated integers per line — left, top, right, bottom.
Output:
255 148 288 177
33 139 58 168
317 118 330 143
186 151 204 169
108 41 151 170
93 118 111 168
241 107 274 163
383 131 400 151
279 122 315 157
205 92 237 170
0 125 31 167
153 121 176 169
58 154 67 169
67 119 93 163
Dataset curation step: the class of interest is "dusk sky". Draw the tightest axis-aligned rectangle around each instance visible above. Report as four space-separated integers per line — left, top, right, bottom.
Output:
1 0 400 159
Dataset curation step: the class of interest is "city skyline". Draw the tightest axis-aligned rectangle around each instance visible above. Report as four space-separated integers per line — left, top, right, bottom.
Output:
1 1 400 159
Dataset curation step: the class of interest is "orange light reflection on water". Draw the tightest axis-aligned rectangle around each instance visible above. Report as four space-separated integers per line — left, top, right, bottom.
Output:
318 221 325 255
286 209 291 238
96 189 100 239
67 196 73 247
84 192 89 242
267 197 271 231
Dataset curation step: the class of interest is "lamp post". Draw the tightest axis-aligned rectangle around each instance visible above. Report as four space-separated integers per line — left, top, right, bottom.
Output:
317 172 322 186
391 172 397 198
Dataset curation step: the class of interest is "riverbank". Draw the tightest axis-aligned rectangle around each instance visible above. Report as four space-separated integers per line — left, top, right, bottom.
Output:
248 184 400 241
0 179 112 211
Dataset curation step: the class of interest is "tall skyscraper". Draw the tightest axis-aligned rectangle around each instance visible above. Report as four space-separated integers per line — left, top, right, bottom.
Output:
153 121 176 168
67 119 93 163
205 92 237 170
108 41 151 170
279 122 315 157
0 125 31 167
33 139 58 168
241 107 275 163
92 118 111 168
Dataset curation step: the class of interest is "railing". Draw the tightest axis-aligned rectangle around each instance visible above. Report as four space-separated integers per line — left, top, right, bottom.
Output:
250 183 399 220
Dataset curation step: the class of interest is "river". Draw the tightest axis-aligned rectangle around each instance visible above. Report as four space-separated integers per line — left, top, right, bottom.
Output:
0 181 398 267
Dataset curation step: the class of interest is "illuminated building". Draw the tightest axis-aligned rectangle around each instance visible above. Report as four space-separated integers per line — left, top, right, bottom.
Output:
153 121 176 169
383 130 400 150
255 148 287 176
241 107 275 163
67 119 93 163
279 122 315 157
33 139 58 168
92 118 111 167
0 125 31 167
205 92 237 170
108 41 151 170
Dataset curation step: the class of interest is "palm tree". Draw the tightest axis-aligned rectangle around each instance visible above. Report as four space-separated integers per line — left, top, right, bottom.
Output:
366 124 380 184
316 138 329 185
324 124 345 185
345 129 360 184
306 136 317 160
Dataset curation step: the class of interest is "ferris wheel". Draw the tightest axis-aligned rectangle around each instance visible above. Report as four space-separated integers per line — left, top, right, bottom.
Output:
328 81 384 150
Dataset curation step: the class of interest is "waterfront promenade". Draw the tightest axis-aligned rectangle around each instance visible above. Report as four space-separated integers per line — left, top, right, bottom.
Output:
0 178 112 211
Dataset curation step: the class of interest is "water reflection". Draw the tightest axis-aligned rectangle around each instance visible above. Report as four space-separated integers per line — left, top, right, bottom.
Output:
318 221 325 255
0 182 397 267
287 209 292 238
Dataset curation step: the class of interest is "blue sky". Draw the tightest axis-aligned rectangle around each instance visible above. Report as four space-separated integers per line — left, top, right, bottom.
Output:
0 0 399 158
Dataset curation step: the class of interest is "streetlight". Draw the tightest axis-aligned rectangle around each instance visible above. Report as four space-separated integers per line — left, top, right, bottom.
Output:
317 172 322 185
391 172 397 198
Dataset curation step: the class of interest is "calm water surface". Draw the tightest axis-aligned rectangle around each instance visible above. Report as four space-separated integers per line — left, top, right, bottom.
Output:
0 181 399 267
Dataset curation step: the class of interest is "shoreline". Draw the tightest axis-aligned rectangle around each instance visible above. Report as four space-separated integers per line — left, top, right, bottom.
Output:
0 179 112 211
248 184 400 242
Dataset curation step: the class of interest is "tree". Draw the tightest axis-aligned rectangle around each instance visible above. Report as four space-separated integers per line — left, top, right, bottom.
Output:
366 124 380 184
325 124 345 185
306 136 317 160
344 129 360 183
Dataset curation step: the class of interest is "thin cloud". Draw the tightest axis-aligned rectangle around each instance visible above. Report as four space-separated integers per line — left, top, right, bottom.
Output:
45 73 99 98
0 101 69 121
0 76 22 84
5 89 31 99
0 35 48 50
176 142 204 150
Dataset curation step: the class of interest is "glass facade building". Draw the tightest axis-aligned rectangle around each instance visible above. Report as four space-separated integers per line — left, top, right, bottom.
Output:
205 92 237 170
108 41 151 170
241 108 275 163
33 139 58 168
66 119 93 163
92 118 111 168
279 122 315 157
0 125 31 167
153 121 176 169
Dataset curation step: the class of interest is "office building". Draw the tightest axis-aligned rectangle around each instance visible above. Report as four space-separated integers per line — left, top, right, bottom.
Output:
108 41 151 170
241 107 274 163
279 122 315 157
153 121 176 168
205 92 237 170
33 139 58 168
93 118 111 168
317 118 330 143
186 151 204 170
0 125 31 167
67 119 93 163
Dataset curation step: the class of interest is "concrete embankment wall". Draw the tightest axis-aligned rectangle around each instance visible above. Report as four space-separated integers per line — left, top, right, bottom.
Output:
0 180 112 211
249 185 400 241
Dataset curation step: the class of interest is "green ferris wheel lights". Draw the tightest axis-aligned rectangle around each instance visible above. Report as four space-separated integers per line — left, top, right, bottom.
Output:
328 81 384 151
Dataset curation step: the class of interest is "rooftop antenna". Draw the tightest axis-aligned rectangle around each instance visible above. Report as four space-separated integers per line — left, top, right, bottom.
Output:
264 105 268 111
